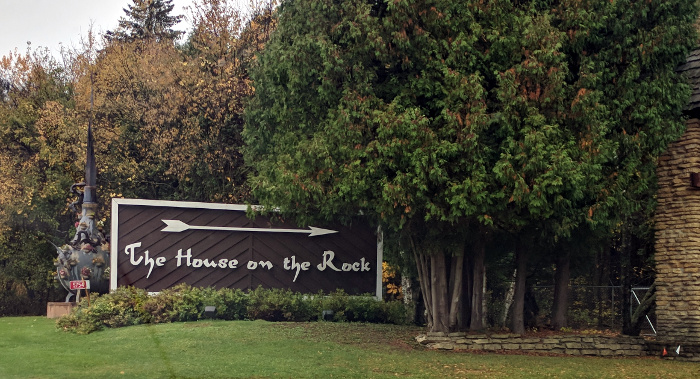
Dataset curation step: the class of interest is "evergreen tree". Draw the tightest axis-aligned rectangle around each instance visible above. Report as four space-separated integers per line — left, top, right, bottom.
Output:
106 0 184 43
245 0 697 333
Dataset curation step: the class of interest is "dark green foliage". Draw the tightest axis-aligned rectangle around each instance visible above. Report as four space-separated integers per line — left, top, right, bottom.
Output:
106 0 184 43
247 287 319 321
56 286 150 334
140 284 249 323
244 0 698 333
315 290 409 324
56 286 409 334
216 287 251 320
339 293 387 323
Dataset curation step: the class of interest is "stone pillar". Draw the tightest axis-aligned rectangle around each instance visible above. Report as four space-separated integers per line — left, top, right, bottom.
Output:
654 118 700 343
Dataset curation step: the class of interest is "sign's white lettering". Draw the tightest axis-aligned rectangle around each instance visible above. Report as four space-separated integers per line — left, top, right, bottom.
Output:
175 248 240 269
284 255 311 282
124 242 370 282
317 250 370 272
125 242 166 279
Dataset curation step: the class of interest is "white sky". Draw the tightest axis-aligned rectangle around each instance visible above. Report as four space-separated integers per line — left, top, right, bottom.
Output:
0 0 197 57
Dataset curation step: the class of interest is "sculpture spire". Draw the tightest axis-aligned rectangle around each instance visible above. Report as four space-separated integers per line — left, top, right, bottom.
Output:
54 78 110 298
84 123 96 202
71 81 100 245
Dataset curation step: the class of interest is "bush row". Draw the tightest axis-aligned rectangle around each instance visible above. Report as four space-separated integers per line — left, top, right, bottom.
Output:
56 285 409 334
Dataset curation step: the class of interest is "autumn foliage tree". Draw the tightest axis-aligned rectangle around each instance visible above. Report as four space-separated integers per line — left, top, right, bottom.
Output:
76 0 276 204
0 0 277 314
0 49 82 314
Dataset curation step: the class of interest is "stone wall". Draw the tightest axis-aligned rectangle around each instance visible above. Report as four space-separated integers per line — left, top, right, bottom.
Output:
655 117 700 344
416 333 647 357
416 333 700 361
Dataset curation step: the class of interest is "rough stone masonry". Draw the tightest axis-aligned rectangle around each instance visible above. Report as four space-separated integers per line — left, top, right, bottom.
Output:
654 46 700 350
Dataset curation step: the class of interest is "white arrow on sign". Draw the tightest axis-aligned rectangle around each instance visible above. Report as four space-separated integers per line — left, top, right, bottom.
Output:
160 219 338 237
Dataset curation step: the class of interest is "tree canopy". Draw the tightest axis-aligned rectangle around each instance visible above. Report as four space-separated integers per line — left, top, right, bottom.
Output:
244 0 697 332
106 0 184 43
1 0 697 333
0 0 277 315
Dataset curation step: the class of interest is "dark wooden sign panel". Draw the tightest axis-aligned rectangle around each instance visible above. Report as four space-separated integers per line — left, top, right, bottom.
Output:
110 199 381 296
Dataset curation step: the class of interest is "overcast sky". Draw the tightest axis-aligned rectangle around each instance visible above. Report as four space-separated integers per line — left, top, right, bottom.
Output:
0 0 197 57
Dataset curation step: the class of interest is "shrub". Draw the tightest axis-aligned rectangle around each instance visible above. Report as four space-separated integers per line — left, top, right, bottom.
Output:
142 284 230 323
56 286 149 334
384 300 410 325
345 295 385 323
320 290 350 322
246 287 320 322
217 287 249 320
141 284 186 323
57 286 410 334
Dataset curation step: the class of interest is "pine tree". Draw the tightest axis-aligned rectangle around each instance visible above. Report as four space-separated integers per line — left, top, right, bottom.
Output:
106 0 184 43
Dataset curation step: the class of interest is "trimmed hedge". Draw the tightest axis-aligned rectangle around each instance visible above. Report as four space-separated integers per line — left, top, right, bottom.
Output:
56 285 409 334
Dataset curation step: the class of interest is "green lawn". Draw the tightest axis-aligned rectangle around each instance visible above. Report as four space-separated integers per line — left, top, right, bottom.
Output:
0 317 697 378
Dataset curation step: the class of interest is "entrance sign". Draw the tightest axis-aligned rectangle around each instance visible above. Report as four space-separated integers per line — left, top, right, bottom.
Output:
110 199 382 297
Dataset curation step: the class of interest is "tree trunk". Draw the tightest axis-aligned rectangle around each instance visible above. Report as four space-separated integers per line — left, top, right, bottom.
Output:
500 269 516 327
412 248 433 330
430 253 449 332
464 249 473 328
551 251 570 330
401 274 416 324
448 254 464 331
469 239 486 330
511 245 528 334
411 234 468 333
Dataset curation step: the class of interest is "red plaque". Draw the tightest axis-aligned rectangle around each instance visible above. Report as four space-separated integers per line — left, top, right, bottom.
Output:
69 280 88 290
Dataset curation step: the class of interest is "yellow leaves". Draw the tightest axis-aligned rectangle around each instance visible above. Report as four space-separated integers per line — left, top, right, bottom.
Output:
382 262 402 298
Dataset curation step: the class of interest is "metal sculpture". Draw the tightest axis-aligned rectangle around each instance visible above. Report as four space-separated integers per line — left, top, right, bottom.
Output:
54 120 110 300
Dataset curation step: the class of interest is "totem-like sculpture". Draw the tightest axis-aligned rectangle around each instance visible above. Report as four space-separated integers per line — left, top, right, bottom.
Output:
54 123 110 300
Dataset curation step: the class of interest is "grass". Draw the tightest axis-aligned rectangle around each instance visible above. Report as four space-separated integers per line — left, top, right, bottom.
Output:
0 317 698 378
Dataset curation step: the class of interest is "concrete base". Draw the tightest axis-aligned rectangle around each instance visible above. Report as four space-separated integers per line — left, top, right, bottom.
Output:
46 302 76 319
